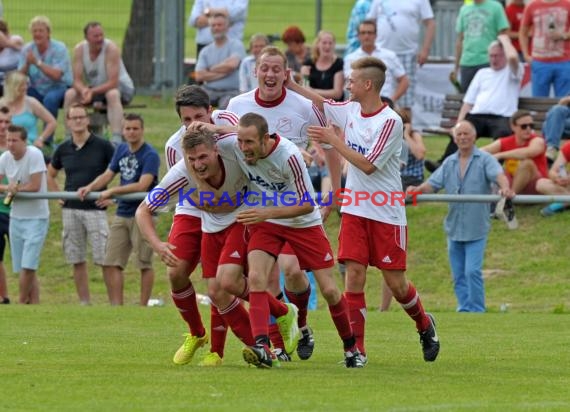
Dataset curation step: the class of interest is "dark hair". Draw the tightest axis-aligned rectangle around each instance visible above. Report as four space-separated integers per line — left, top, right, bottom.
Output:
8 125 27 141
359 19 377 33
124 113 144 128
175 85 210 117
182 128 216 152
510 109 532 125
0 105 10 115
282 26 305 44
83 21 101 37
239 112 268 139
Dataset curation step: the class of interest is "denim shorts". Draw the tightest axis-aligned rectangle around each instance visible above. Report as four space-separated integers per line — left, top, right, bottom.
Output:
9 218 49 273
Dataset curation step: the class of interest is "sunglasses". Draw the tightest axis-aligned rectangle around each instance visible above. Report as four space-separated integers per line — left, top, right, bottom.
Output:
517 123 533 130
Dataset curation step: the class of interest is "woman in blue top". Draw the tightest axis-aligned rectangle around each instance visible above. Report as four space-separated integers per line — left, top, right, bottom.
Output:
0 71 56 148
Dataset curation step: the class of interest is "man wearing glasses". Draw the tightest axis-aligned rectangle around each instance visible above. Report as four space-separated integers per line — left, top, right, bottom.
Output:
482 110 548 196
343 19 409 105
47 103 115 305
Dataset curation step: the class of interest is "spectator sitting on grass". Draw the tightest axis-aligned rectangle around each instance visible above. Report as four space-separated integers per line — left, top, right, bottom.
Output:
536 140 570 217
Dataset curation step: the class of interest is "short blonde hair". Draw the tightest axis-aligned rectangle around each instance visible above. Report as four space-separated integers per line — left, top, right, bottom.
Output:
29 16 51 33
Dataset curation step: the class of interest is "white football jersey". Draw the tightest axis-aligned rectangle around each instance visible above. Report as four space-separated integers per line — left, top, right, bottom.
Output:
217 134 322 228
324 100 407 225
145 159 201 218
200 135 249 233
163 109 239 216
226 88 325 149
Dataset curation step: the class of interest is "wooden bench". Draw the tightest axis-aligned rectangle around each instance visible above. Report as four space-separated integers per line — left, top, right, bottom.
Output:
424 94 559 137
88 103 148 136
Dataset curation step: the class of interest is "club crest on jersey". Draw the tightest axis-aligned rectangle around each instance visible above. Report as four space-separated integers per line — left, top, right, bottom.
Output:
275 117 293 134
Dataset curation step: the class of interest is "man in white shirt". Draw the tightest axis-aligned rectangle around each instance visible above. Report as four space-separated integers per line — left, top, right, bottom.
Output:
344 20 409 105
367 0 436 109
0 125 49 304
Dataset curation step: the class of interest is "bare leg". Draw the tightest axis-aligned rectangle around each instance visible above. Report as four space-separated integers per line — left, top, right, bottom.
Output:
73 262 90 304
140 268 155 306
103 265 124 305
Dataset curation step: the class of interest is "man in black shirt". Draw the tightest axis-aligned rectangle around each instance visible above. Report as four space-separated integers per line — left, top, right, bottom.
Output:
47 103 115 305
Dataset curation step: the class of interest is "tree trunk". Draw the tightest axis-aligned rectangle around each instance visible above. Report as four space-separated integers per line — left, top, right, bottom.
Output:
123 0 155 88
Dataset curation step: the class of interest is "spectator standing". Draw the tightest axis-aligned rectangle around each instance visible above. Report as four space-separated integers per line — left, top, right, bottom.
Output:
47 104 115 305
194 13 245 109
345 0 373 56
0 19 23 96
344 20 409 105
282 26 311 83
454 0 510 92
366 0 436 110
64 22 134 145
18 16 72 121
408 121 514 313
520 0 570 97
542 94 570 161
505 0 527 60
78 114 159 306
0 125 49 304
188 0 249 57
0 105 10 304
482 110 548 194
239 33 269 94
300 31 345 101
0 71 56 149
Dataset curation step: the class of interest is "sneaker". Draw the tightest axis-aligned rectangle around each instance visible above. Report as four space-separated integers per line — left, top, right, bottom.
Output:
540 202 566 217
172 332 208 365
198 351 223 367
242 344 280 368
344 348 366 368
495 197 518 230
276 303 300 355
296 326 315 360
273 348 292 362
546 146 558 162
419 313 440 362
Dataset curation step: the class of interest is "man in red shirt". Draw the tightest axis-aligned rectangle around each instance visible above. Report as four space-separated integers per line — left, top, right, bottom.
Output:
505 0 527 59
482 109 547 194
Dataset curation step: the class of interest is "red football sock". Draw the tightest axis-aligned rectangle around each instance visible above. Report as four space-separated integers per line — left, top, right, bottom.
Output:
284 285 310 328
218 297 254 346
269 321 284 350
171 283 206 337
395 282 430 331
344 291 366 354
267 293 288 318
249 291 270 340
209 305 228 357
328 295 354 349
